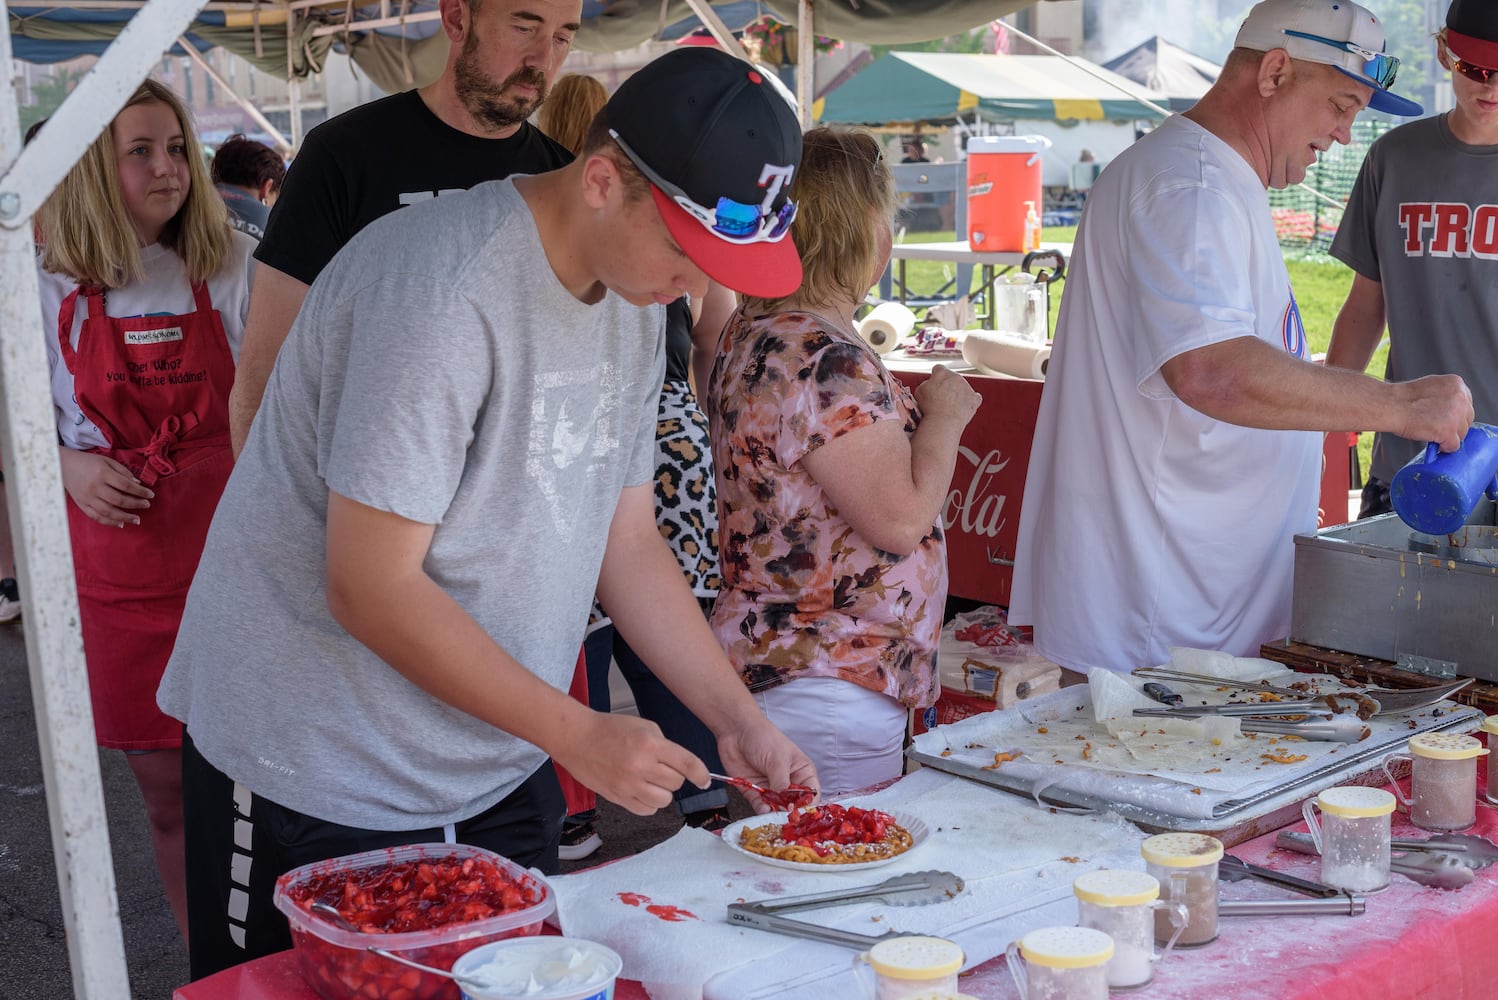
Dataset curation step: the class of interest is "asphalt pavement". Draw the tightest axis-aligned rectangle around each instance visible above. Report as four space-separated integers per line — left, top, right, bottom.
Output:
0 621 733 998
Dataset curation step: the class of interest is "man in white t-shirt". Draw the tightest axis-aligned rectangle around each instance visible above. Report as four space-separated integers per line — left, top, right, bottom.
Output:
1009 0 1474 674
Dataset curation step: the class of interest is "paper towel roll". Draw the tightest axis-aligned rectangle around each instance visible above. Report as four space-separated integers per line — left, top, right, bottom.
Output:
856 302 916 354
961 330 1051 379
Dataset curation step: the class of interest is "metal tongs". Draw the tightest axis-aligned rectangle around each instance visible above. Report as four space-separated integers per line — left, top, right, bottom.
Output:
1133 701 1337 718
1132 707 1370 743
1136 667 1473 717
726 870 965 950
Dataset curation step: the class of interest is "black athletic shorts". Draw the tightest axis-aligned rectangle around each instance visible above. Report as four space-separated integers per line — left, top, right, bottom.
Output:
181 729 565 981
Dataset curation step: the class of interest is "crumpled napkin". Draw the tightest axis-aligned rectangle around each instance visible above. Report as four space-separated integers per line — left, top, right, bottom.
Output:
550 768 1145 1000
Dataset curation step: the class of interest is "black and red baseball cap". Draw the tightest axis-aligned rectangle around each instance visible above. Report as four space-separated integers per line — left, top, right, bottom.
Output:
603 47 803 299
1447 0 1498 70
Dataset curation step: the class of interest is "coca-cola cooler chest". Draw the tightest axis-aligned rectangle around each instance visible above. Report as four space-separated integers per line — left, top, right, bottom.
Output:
888 366 1042 606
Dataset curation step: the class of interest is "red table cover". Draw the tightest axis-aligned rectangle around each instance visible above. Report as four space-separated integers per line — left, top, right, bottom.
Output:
177 743 1498 1000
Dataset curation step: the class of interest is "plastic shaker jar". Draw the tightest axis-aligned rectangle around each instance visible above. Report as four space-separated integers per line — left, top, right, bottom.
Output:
1140 832 1223 948
1302 786 1396 892
1005 926 1113 1000
1072 869 1186 990
1481 716 1498 805
1383 732 1489 831
851 935 964 1000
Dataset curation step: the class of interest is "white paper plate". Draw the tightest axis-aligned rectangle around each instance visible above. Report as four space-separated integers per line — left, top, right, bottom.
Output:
719 808 930 872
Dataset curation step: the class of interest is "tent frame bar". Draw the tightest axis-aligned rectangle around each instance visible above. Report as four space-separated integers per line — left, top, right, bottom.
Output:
0 0 217 994
177 30 294 150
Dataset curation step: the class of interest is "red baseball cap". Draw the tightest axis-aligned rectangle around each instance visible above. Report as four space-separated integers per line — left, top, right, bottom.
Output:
1447 0 1498 70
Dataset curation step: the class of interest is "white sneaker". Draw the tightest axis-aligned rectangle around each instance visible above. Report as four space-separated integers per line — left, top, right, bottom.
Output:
558 821 602 862
0 579 19 624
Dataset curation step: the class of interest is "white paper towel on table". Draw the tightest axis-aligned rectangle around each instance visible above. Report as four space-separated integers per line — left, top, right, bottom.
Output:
961 330 1050 379
856 302 916 354
550 768 1145 1000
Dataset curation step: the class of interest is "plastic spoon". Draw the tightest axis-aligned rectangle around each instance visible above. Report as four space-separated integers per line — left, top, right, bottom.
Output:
309 903 491 992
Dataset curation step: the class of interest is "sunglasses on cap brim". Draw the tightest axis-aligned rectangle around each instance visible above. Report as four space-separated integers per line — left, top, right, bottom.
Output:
608 129 797 246
1283 29 1400 90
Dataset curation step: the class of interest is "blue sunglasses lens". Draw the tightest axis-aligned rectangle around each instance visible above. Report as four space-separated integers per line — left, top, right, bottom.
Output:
767 201 796 239
711 198 760 239
1364 52 1398 89
709 197 796 242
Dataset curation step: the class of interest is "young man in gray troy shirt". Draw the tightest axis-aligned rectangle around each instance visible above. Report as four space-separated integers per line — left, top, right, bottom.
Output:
158 48 816 979
1329 0 1498 516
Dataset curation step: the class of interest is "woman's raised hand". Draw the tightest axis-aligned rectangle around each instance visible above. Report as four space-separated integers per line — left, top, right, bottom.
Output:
915 364 980 426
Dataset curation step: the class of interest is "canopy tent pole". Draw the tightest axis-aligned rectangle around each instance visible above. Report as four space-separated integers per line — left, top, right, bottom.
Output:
178 33 294 152
680 0 749 62
794 0 813 128
286 1 304 148
1001 19 1171 118
0 0 214 992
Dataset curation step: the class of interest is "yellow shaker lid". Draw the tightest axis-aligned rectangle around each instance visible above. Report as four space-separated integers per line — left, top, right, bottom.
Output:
866 936 964 980
1317 786 1395 819
1018 926 1115 969
1073 869 1160 907
1141 832 1224 868
1409 732 1488 760
1480 715 1498 736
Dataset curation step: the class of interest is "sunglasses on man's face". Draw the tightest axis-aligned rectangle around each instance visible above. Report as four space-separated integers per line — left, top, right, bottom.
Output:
1453 56 1498 86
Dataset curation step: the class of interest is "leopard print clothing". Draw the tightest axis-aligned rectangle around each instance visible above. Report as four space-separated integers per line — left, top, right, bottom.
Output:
656 380 721 597
589 380 720 629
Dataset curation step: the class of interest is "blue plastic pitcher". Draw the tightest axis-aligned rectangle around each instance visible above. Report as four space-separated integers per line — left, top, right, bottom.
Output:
1390 422 1498 535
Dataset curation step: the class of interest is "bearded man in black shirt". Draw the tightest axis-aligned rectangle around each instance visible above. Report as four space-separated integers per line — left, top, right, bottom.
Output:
229 0 579 452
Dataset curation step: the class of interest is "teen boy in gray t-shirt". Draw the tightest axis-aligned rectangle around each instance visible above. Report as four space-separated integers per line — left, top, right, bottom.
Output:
159 48 817 979
1330 0 1498 515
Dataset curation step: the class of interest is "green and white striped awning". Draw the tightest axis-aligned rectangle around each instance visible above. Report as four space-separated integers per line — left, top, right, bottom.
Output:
816 51 1170 126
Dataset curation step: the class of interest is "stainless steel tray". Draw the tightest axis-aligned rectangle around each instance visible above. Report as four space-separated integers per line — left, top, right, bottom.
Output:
1291 500 1498 682
907 706 1483 842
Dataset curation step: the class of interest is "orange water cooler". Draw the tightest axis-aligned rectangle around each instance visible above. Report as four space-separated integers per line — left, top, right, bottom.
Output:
966 135 1049 252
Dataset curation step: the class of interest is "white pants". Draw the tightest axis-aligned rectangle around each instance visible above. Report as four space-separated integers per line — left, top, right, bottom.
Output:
754 677 909 797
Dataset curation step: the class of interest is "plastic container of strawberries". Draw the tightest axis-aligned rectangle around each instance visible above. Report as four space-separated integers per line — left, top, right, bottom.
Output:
273 842 555 1000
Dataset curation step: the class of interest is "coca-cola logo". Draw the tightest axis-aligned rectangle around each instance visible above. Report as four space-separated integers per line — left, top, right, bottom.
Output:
943 446 1011 539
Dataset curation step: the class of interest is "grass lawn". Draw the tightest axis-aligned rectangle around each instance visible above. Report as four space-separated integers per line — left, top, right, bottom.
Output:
891 229 1383 477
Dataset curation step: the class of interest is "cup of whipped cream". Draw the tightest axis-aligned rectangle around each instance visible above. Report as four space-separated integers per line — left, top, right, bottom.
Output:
453 937 623 1000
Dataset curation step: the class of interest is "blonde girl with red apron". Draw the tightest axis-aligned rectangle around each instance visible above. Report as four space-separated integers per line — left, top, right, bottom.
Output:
56 281 235 744
37 76 248 958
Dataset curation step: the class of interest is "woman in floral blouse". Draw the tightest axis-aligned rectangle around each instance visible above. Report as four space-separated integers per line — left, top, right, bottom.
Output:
706 128 980 794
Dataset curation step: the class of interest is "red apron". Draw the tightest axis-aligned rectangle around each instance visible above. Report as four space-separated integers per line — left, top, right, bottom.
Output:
57 281 235 750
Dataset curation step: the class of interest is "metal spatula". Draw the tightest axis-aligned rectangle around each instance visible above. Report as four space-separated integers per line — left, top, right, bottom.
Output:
1219 854 1342 898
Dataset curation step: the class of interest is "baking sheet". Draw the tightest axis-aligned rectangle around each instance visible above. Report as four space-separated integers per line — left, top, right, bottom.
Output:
909 654 1482 826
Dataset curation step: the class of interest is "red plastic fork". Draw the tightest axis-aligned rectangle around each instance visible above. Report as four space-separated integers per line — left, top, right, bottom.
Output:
708 772 817 811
